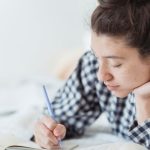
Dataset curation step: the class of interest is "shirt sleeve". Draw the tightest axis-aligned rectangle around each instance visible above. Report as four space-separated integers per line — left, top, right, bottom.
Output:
128 119 150 149
51 51 103 139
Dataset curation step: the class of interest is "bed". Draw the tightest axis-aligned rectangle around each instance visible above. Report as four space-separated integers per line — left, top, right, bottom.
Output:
0 77 146 150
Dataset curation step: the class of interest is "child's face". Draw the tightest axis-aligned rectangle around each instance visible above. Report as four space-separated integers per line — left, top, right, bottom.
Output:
91 32 150 98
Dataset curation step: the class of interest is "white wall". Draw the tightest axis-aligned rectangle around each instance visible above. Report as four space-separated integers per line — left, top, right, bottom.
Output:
0 0 97 83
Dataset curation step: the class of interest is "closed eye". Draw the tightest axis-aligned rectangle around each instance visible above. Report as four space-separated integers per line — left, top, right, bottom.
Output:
113 64 122 68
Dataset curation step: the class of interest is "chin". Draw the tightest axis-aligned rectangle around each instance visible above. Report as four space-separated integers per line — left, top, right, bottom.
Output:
111 91 129 98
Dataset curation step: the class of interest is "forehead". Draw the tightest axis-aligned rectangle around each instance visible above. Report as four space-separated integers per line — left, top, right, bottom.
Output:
91 32 137 58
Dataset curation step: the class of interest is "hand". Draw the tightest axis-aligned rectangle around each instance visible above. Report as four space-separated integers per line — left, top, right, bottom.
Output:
133 81 150 99
34 115 66 150
133 81 150 124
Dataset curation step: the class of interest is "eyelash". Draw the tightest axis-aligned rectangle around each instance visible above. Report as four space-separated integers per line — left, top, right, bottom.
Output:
113 64 122 68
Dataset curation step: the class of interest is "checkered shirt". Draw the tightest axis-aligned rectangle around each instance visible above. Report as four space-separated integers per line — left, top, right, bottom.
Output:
51 51 150 149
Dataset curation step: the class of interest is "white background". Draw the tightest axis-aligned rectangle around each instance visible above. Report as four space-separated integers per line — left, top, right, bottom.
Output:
0 0 97 83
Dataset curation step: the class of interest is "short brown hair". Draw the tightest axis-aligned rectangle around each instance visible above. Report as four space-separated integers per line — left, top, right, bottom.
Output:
91 0 150 57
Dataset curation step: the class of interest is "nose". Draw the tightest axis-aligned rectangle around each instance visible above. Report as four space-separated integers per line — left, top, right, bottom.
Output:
97 64 113 82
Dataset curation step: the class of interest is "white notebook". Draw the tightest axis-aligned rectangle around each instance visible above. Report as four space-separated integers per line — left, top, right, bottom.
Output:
0 134 78 150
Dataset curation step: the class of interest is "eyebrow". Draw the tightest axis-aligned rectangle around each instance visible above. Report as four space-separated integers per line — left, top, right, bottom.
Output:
103 56 124 59
91 48 125 60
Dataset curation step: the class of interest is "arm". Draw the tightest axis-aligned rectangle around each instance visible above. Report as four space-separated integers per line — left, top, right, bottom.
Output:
129 81 150 149
51 51 103 138
34 51 105 149
134 81 150 124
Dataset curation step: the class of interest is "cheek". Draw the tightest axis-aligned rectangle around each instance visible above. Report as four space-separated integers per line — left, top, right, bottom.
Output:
116 67 149 89
112 67 137 86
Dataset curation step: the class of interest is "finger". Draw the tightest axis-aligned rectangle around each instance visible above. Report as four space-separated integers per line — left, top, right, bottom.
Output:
41 115 57 131
38 121 59 145
34 120 58 145
47 145 61 150
36 134 60 150
53 124 66 139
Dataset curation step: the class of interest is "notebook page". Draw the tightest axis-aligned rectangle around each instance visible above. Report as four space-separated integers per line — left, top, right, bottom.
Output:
0 134 78 150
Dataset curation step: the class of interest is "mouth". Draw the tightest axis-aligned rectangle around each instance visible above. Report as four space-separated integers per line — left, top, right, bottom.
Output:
106 85 120 91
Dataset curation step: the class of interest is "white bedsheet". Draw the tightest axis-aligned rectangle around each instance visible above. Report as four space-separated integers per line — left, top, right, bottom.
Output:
0 78 146 150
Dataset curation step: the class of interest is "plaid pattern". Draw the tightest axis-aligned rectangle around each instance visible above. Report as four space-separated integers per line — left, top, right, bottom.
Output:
51 51 150 149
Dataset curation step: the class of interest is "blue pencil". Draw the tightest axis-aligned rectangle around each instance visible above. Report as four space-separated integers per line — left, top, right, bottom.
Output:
43 85 55 120
42 85 62 148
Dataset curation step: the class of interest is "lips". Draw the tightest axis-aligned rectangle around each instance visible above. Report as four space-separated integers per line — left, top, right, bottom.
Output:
105 84 120 91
